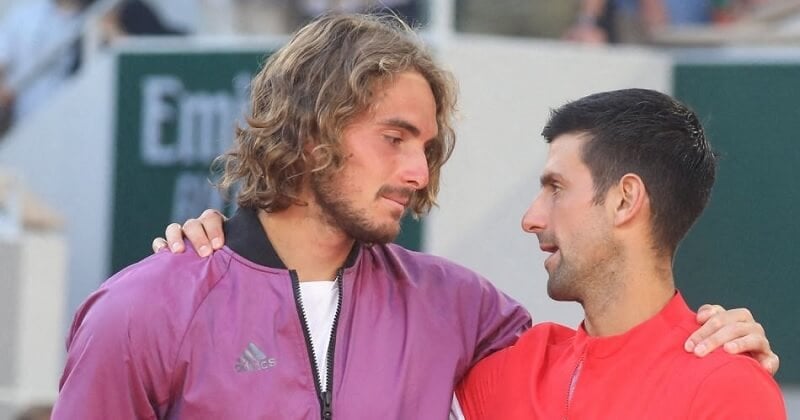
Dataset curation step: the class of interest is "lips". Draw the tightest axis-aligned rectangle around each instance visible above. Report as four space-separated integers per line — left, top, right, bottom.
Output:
382 194 410 208
539 243 559 254
379 186 413 209
539 243 560 271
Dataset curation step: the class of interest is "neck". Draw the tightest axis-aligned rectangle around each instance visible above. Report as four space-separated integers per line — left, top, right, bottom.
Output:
582 253 675 337
258 207 354 282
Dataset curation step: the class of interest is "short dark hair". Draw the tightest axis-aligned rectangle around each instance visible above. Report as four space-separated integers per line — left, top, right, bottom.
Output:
541 88 717 254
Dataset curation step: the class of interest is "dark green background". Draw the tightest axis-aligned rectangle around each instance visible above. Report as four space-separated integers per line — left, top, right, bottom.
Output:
674 63 799 384
111 52 423 273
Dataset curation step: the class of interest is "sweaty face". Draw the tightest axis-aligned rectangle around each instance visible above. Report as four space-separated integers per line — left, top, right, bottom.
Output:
521 133 621 302
311 71 438 244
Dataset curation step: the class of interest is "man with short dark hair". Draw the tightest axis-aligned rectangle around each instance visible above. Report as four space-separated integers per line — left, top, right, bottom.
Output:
455 89 786 419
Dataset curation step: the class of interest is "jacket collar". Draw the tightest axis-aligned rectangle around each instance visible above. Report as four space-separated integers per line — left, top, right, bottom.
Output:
573 290 687 359
224 206 360 269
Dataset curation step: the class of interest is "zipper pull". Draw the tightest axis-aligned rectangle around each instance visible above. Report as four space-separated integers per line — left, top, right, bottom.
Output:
322 391 332 419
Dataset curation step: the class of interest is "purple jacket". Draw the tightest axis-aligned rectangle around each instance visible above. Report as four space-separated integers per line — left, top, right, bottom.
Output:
53 208 531 419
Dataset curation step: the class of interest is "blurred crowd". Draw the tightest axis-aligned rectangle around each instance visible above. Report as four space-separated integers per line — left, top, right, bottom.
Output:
0 0 793 137
0 0 184 135
457 0 776 43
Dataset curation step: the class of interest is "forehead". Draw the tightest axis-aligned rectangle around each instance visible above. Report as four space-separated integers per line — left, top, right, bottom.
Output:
544 132 590 174
367 71 438 137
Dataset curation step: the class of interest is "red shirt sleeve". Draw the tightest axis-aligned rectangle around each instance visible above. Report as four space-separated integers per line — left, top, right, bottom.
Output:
688 358 786 419
456 348 509 420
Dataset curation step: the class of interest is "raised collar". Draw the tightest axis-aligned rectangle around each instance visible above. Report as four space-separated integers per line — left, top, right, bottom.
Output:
573 291 693 358
223 207 361 270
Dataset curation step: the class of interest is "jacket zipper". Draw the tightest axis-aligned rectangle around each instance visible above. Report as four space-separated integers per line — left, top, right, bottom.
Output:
291 268 344 420
321 269 343 419
563 351 585 420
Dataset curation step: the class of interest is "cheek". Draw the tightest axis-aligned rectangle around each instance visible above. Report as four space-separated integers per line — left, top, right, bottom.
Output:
550 200 581 229
573 210 611 245
348 148 389 178
336 165 378 201
551 202 599 242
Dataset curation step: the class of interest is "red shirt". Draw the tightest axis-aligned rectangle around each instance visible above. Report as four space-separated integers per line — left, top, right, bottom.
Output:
457 293 786 420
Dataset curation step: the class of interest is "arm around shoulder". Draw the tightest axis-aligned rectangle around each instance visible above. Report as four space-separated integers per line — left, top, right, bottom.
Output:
470 277 531 363
689 358 786 419
456 348 509 420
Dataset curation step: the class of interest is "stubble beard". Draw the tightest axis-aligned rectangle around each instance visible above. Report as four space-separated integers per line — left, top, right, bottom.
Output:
546 233 622 306
546 255 581 302
310 170 403 245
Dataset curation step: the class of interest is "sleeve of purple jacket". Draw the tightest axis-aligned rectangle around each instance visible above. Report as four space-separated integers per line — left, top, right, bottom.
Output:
52 269 178 419
469 275 532 366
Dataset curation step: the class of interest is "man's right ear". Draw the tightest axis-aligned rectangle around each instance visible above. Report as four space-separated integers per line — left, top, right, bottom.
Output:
612 173 648 228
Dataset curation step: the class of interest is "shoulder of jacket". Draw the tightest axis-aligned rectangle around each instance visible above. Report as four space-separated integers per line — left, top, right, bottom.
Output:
376 243 484 281
85 249 236 334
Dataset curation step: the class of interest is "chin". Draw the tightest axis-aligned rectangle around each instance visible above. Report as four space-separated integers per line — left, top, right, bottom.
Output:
377 225 402 244
546 278 576 302
349 222 401 245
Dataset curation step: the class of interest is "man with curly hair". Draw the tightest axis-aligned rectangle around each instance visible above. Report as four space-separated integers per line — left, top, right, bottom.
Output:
54 13 778 419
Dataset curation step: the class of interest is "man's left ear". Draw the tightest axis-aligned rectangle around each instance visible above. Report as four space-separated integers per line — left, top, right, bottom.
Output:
613 173 647 227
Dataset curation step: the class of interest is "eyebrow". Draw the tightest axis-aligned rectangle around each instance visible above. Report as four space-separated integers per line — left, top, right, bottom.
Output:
379 118 421 137
539 172 562 187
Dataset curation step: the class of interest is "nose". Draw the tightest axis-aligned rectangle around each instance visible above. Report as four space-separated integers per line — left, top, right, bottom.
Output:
521 192 547 234
402 145 430 190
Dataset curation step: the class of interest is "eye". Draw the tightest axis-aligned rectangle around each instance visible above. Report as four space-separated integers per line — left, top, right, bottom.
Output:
384 135 403 144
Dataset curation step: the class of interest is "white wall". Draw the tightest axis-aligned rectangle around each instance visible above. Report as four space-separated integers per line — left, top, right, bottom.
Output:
0 52 116 335
0 0 18 18
785 387 800 417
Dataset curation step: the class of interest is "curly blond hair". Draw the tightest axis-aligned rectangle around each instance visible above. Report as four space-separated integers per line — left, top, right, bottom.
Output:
215 13 457 215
